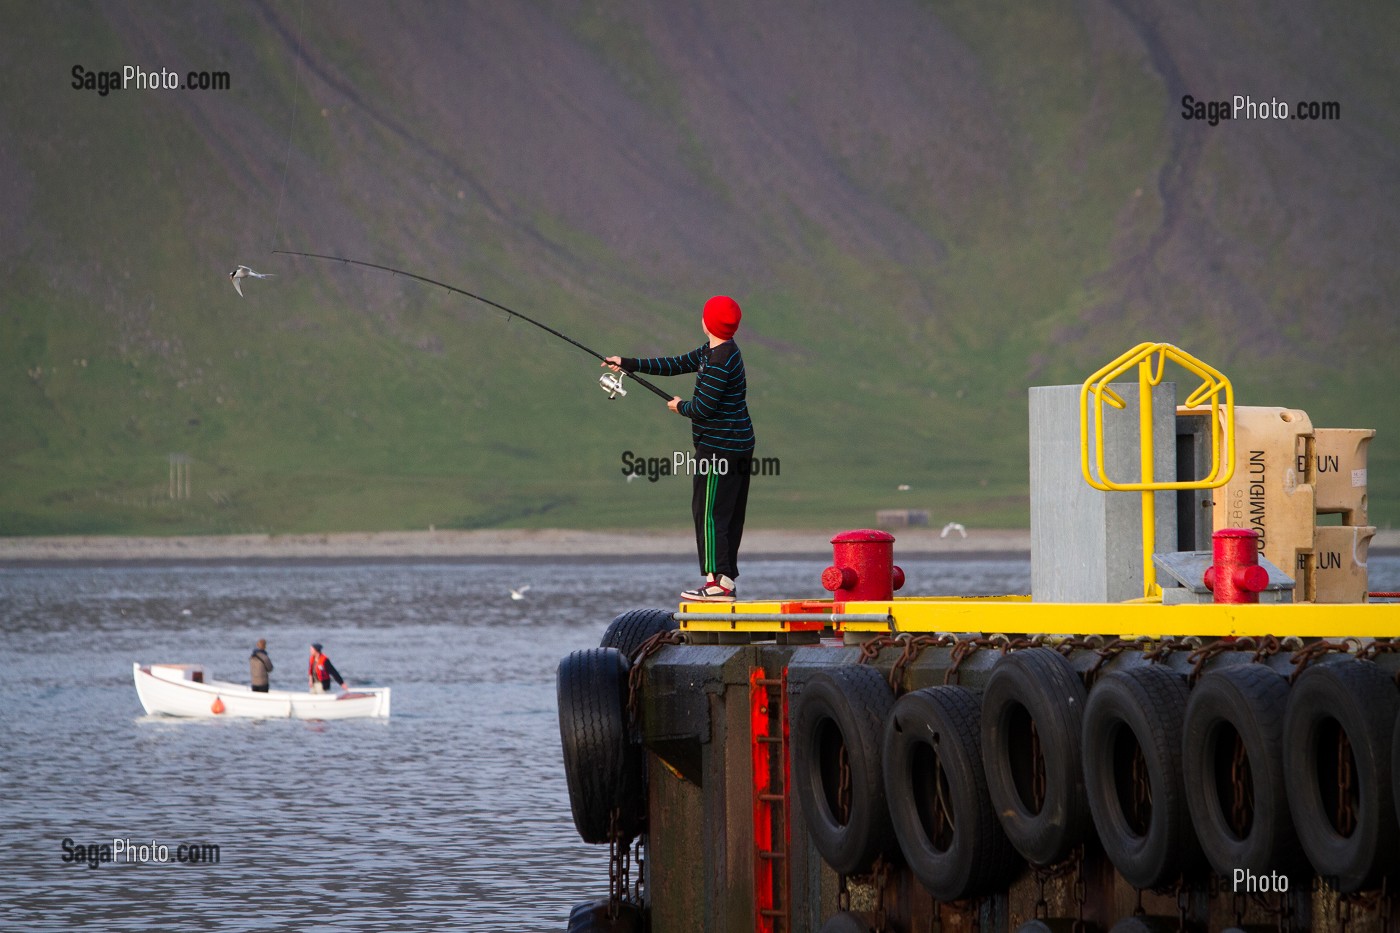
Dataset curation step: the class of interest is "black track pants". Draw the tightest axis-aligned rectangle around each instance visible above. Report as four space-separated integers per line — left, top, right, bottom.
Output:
691 453 752 581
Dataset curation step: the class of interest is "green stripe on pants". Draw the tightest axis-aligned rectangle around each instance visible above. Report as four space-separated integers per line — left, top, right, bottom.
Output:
704 470 718 574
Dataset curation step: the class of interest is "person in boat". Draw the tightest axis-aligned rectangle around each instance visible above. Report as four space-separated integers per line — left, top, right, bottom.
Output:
308 642 346 693
249 638 273 693
604 295 755 603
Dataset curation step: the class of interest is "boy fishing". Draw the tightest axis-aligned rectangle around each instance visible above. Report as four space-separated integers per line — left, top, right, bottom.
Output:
605 296 755 602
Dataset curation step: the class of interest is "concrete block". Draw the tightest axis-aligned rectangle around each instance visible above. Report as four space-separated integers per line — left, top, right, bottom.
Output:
1029 383 1178 602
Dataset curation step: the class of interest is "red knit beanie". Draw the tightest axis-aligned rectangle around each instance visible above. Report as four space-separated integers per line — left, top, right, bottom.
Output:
703 295 742 340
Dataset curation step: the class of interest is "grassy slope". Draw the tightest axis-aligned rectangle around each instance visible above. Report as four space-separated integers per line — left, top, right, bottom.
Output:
1 1 1395 536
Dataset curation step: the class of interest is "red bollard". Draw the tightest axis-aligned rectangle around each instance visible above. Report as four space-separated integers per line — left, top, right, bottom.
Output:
1203 528 1270 604
822 530 905 606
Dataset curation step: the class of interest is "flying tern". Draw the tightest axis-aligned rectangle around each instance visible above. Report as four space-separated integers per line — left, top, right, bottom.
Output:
229 265 274 297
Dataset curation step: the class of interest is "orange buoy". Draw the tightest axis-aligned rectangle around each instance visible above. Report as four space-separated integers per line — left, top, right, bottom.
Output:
211 696 225 714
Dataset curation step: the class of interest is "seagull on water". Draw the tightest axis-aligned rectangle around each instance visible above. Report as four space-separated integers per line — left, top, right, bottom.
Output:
940 522 967 539
229 265 274 297
510 585 531 601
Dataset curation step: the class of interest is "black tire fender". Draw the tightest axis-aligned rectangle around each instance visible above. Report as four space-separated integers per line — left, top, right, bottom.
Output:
1082 664 1199 888
981 647 1091 865
1182 663 1301 878
1394 708 1400 834
819 911 875 933
600 608 676 657
557 648 646 844
791 664 897 875
1107 918 1181 933
883 685 1019 899
1283 659 1400 892
565 897 646 932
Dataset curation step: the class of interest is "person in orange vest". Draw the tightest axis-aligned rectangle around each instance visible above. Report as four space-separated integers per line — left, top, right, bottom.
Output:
308 642 346 693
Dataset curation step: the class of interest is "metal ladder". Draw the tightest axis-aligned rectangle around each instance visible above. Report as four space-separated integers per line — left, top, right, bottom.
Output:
749 666 791 933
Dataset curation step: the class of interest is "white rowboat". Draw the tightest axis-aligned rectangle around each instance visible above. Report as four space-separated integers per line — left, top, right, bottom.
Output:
133 663 391 719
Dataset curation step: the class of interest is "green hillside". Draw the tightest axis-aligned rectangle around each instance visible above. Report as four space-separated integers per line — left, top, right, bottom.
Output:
2 1 1397 536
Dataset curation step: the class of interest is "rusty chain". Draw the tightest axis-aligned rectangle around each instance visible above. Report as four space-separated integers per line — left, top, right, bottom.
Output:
890 634 955 692
1187 639 1237 684
1030 843 1086 924
931 751 952 860
842 631 1357 694
625 628 687 723
1249 634 1282 663
1051 634 1103 658
835 859 894 927
853 632 947 695
1338 886 1387 930
1337 724 1357 838
1073 848 1089 933
609 629 686 917
870 853 892 932
1357 638 1400 662
1287 639 1353 683
856 633 898 665
607 807 631 918
1230 727 1253 839
1031 716 1048 813
1083 636 1137 685
1129 736 1151 836
944 635 999 685
837 739 853 827
1034 870 1049 920
1030 840 1080 920
1142 636 1203 665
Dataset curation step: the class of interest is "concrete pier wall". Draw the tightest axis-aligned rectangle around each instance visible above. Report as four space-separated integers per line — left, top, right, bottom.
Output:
638 639 1400 933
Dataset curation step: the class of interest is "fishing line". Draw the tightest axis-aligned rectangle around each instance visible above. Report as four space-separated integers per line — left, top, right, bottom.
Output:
273 250 676 402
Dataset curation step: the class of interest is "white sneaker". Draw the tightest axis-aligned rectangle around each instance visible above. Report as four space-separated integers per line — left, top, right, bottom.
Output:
681 575 736 602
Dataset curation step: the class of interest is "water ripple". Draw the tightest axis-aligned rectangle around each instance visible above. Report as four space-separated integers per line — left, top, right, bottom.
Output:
6 555 1387 929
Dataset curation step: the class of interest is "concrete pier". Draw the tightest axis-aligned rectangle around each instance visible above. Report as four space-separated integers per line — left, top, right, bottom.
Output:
635 636 1400 932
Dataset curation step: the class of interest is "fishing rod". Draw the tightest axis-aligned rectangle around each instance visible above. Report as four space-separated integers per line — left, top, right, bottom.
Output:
272 250 674 402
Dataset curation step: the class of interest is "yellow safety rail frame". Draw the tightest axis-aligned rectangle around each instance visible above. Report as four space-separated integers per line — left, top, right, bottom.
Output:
1079 343 1236 598
670 342 1400 640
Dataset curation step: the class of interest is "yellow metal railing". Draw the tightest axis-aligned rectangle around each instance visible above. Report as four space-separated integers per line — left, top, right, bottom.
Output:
1080 343 1236 598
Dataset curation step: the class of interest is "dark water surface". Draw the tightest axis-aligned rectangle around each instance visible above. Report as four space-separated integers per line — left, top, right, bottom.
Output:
2 554 1394 930
0 556 1025 931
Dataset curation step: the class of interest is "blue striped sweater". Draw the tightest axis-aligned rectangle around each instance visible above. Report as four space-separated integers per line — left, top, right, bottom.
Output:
622 341 756 456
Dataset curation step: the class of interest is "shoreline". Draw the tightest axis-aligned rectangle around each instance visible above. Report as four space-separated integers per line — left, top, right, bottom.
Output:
2 528 1394 566
0 528 1033 565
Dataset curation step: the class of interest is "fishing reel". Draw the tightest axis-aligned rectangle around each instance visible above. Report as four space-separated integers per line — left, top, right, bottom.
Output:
599 371 628 400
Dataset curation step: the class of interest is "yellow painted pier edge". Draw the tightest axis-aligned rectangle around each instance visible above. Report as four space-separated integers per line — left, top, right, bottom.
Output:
678 596 1400 638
